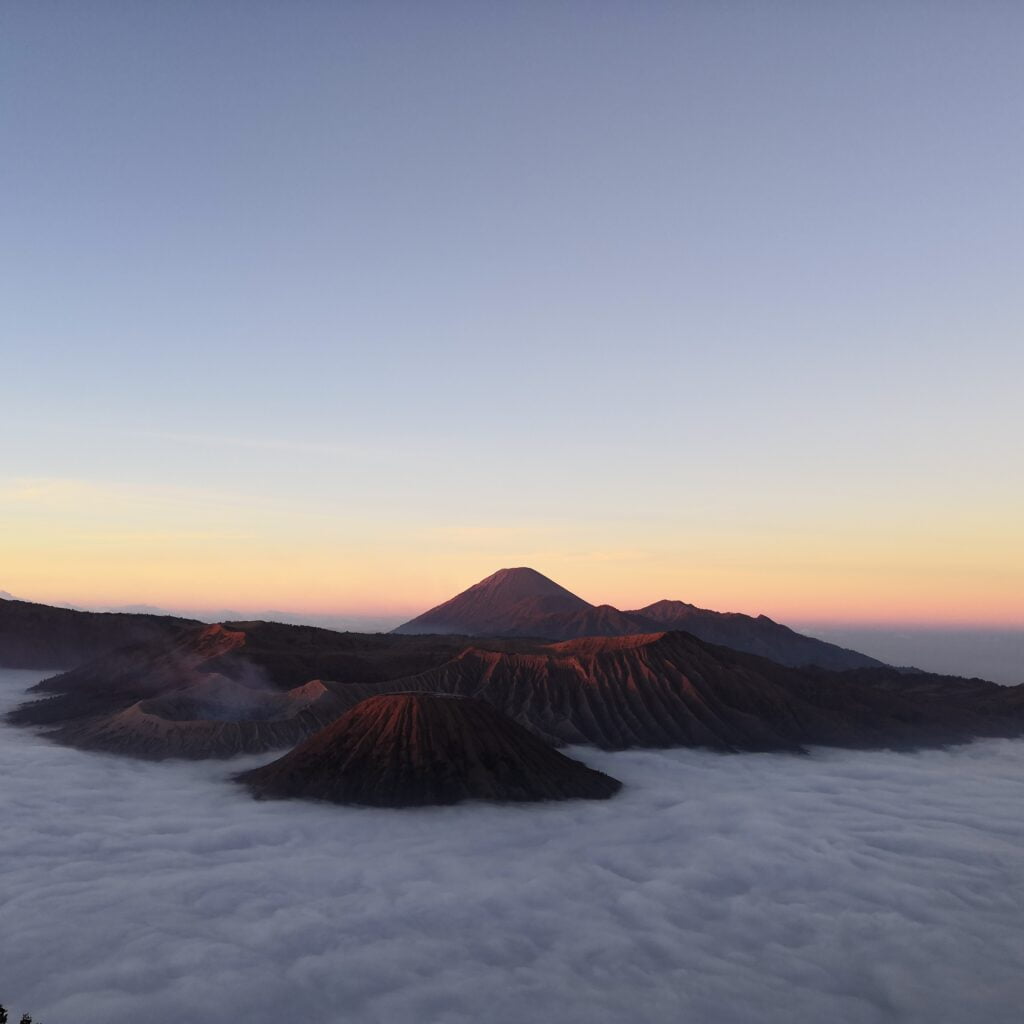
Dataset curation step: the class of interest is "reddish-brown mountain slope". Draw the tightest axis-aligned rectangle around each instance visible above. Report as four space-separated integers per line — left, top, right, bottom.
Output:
393 568 882 671
235 693 622 807
392 567 591 636
10 622 471 726
46 676 350 760
364 632 1024 752
11 622 1024 761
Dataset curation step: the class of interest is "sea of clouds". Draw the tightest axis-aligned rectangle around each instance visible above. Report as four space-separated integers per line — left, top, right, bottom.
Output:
2 667 1023 1024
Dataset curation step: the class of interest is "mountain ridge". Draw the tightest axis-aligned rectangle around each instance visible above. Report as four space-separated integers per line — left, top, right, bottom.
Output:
394 568 883 670
10 620 1023 759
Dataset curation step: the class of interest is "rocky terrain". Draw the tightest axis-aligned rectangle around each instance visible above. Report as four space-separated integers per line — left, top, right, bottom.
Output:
358 632 1024 751
46 676 350 759
394 568 883 670
235 692 622 806
9 620 1024 759
6 622 480 758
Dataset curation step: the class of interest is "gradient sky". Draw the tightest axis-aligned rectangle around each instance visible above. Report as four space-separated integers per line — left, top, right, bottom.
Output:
2 2 1022 625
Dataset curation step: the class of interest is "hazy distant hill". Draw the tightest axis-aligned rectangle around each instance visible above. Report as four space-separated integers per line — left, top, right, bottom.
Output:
630 599 882 672
394 568 882 671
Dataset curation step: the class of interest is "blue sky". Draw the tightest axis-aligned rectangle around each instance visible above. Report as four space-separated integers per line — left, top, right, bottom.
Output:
2 2 1022 622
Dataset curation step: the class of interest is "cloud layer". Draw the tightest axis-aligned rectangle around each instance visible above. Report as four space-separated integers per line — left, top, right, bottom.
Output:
2 669 1022 1024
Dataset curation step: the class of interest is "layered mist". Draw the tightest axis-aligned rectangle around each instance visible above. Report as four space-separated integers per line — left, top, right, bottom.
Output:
2 669 1022 1024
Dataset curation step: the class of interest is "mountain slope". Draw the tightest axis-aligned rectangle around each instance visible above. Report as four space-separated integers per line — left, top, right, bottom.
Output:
633 600 883 670
10 623 1023 759
235 693 622 806
7 621 483 758
48 676 349 760
393 567 591 635
502 604 662 640
362 632 1024 752
392 568 882 670
0 597 199 670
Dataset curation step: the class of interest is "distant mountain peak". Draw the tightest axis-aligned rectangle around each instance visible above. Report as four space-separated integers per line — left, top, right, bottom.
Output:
393 568 883 670
472 566 580 595
392 567 591 636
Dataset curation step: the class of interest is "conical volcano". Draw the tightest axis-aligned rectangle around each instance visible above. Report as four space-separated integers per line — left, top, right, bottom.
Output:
235 692 622 807
392 567 591 635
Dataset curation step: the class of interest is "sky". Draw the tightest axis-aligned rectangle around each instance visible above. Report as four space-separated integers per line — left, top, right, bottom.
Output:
2 666 1023 1024
2 2 1022 625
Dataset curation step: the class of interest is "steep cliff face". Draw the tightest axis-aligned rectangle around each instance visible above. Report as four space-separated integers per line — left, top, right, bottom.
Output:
235 693 622 807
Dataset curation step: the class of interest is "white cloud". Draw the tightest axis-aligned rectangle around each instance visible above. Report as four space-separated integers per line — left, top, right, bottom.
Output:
1 669 1022 1024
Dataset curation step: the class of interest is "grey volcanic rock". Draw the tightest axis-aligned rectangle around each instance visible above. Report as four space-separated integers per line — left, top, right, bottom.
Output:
236 692 622 807
392 567 591 636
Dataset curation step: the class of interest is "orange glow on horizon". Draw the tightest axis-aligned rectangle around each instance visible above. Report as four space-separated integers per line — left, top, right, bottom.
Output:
2 477 1021 629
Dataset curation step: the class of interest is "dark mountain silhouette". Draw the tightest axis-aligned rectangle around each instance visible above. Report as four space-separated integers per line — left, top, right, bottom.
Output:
235 693 622 806
393 568 882 670
631 600 882 672
502 604 662 641
392 567 591 636
0 596 199 669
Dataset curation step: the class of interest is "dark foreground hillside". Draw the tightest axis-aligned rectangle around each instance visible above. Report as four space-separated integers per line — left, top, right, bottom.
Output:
0 597 198 670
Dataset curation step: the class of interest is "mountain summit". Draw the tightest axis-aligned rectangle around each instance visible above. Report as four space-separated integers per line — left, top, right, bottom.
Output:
392 567 883 670
235 692 622 806
392 567 590 636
